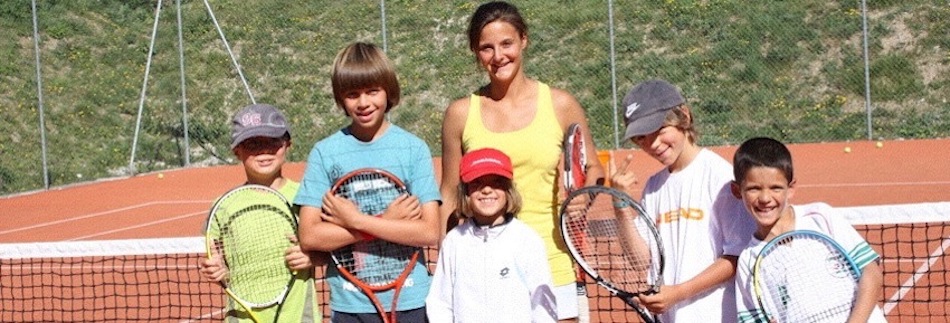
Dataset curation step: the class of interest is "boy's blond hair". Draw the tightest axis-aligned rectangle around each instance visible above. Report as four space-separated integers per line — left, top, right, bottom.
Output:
330 42 401 112
663 105 699 144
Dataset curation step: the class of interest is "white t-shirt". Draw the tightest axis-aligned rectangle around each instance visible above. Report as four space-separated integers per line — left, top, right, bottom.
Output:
734 202 886 323
426 217 558 323
640 148 756 322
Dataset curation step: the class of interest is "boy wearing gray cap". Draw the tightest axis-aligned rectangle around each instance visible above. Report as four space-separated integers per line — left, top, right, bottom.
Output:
610 80 755 322
200 103 323 322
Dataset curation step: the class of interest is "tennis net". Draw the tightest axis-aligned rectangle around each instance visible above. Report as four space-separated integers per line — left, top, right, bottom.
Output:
1 203 947 322
583 202 950 322
0 237 224 322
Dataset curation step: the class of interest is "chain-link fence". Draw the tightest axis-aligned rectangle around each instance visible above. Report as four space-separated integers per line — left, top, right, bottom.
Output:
2 0 948 194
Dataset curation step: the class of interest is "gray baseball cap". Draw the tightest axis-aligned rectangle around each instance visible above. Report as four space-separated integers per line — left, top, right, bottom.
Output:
621 79 685 141
230 104 290 148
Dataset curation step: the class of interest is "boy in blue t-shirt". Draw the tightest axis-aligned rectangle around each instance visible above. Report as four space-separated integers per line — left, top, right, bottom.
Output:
294 42 441 323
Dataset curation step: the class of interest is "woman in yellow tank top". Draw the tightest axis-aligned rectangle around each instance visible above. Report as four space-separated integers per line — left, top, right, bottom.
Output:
438 2 605 321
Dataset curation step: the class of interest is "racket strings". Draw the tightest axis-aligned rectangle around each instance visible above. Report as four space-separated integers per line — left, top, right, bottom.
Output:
334 239 417 287
563 190 660 294
757 235 859 322
332 170 418 290
337 173 408 216
213 191 296 306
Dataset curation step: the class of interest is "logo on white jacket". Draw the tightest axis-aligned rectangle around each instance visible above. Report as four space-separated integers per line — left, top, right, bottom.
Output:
499 267 510 279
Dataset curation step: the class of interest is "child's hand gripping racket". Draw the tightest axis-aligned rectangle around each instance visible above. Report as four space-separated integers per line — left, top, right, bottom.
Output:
752 230 862 323
562 122 592 322
560 186 664 323
329 168 421 323
204 184 299 323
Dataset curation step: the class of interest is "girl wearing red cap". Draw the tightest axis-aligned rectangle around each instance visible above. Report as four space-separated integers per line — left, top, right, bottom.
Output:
427 148 557 323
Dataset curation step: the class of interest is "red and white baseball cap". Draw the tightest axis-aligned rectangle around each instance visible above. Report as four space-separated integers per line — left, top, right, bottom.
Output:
460 148 513 184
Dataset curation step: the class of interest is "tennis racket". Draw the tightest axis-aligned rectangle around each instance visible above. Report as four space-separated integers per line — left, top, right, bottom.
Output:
563 123 588 192
560 186 664 323
562 122 592 322
329 168 421 323
205 184 298 323
752 230 861 323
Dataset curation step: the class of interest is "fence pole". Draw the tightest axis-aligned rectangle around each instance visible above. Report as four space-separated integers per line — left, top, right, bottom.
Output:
176 0 190 166
31 0 49 189
861 0 873 140
129 0 164 175
607 0 619 149
202 0 256 104
380 0 388 53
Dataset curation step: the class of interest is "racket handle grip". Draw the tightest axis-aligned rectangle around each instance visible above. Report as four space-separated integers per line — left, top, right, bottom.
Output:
577 283 590 323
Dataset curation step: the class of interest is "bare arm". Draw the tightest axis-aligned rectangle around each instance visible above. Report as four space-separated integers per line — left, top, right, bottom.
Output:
638 255 738 314
613 200 654 291
297 205 362 252
321 193 441 247
439 99 467 237
847 261 883 323
551 88 605 187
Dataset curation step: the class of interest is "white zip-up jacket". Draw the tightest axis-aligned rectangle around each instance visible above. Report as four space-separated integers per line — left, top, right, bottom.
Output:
426 217 557 323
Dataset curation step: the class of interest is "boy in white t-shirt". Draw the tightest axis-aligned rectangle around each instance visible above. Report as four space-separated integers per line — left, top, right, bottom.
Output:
611 79 756 322
730 137 886 323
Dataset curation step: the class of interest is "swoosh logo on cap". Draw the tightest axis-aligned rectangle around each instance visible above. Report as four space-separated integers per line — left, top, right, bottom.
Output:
625 102 640 118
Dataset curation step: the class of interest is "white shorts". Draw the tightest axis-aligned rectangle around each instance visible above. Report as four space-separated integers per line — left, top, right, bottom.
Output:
553 283 579 320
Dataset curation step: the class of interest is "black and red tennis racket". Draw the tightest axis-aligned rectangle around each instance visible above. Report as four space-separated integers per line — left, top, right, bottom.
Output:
562 122 592 322
563 123 588 193
329 168 421 323
560 186 664 323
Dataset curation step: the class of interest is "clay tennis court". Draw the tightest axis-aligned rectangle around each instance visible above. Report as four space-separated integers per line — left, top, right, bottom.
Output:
2 138 948 322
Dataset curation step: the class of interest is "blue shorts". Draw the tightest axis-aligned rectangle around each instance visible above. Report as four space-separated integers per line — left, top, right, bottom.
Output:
330 307 427 323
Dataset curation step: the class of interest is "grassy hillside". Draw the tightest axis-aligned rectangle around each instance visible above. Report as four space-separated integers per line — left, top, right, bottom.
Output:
1 0 947 194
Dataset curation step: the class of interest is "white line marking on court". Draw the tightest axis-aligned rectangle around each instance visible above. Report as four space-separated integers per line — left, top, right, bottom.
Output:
1 265 197 271
69 210 207 241
799 181 950 188
181 309 228 323
882 235 950 314
0 200 209 236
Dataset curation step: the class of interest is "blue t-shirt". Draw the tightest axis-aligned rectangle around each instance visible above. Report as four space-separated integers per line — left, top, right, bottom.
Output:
295 124 440 314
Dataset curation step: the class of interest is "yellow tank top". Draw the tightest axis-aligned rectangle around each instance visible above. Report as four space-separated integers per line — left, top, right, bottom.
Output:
461 83 573 285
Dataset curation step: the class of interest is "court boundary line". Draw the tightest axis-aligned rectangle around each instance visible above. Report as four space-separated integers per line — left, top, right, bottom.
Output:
69 210 207 241
0 200 209 236
180 309 228 323
836 202 950 315
882 235 950 314
798 181 950 188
